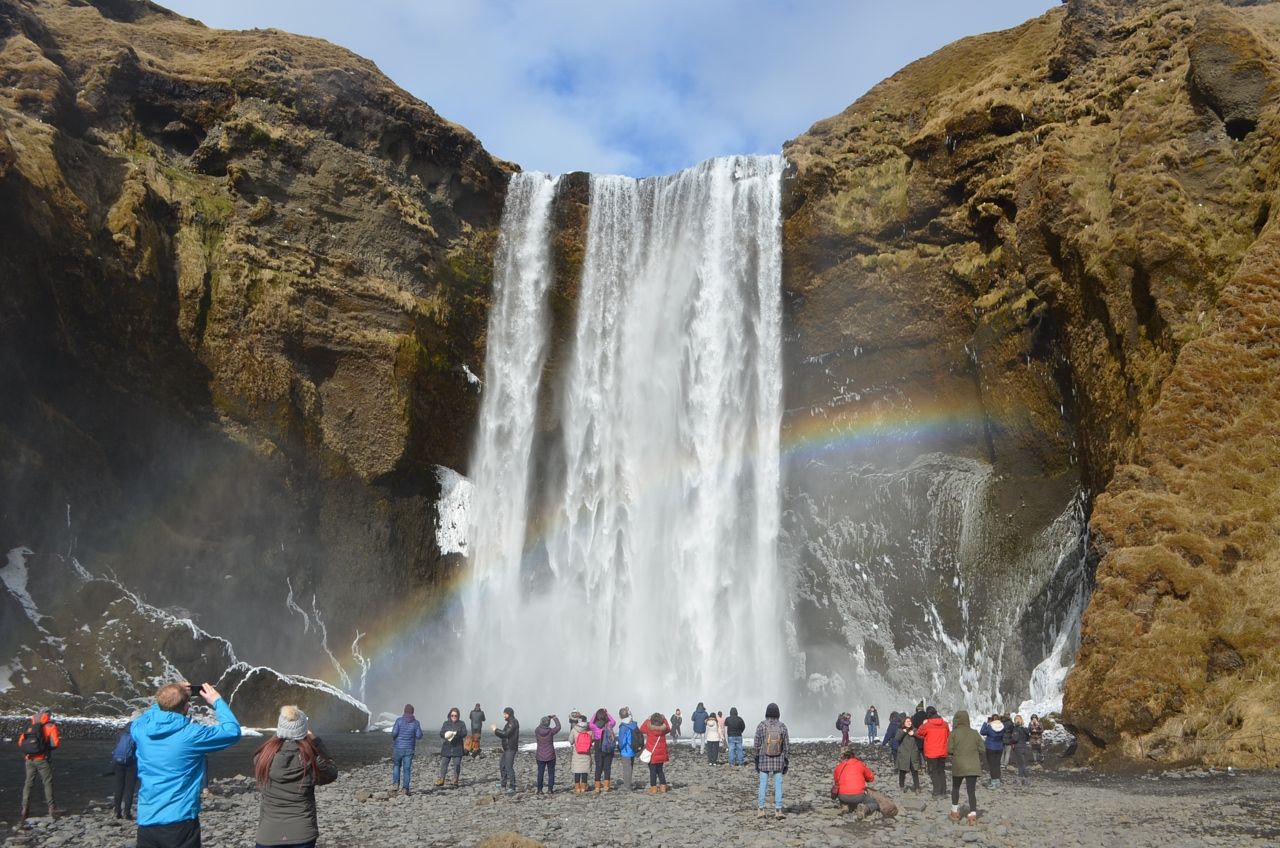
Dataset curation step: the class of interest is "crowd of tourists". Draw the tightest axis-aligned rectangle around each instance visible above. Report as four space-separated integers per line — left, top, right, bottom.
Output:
13 689 1052 846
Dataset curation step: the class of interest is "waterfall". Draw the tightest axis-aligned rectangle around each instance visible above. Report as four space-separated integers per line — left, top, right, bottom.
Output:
459 157 787 716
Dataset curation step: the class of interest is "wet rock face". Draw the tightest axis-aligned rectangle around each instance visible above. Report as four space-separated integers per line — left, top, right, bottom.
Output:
216 663 369 732
0 0 510 681
783 0 1280 765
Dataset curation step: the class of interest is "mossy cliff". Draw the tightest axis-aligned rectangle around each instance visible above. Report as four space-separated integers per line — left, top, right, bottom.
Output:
783 0 1280 767
0 0 511 681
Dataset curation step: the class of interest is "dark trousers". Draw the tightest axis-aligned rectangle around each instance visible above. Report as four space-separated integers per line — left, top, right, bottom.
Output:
1013 745 1029 778
926 757 947 796
985 749 1002 781
594 750 614 781
898 767 919 790
705 741 720 764
256 842 314 848
499 749 517 789
438 755 461 780
648 762 667 786
837 792 879 813
952 775 978 812
536 759 556 792
114 760 138 816
138 818 201 848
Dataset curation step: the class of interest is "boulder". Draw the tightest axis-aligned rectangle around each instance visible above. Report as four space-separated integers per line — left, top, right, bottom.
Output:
217 663 369 732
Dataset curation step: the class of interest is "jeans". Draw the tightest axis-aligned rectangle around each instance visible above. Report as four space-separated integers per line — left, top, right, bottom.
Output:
500 749 518 789
985 749 1002 782
594 750 614 782
757 771 783 810
392 750 414 790
693 731 705 751
536 759 556 792
926 757 947 796
705 741 720 764
438 755 461 781
952 775 978 812
22 759 54 810
114 760 138 816
837 792 879 814
728 736 745 765
867 725 878 744
648 763 667 786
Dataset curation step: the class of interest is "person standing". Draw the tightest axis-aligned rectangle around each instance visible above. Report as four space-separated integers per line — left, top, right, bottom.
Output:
753 702 789 820
947 710 984 825
571 718 593 793
717 711 728 761
669 708 683 741
640 713 671 793
492 707 520 794
1028 714 1044 764
252 705 337 848
436 707 466 788
1010 715 1032 786
534 714 561 795
111 714 139 819
590 707 617 793
390 704 422 795
725 707 747 767
132 682 241 848
616 708 640 791
468 704 485 758
864 705 879 745
979 714 1005 788
17 708 60 821
883 711 901 747
836 711 851 748
704 711 721 765
915 706 950 797
691 703 708 753
894 715 922 792
832 749 879 818
1000 712 1015 771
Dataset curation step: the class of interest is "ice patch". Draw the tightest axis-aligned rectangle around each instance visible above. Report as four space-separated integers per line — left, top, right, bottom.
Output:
0 663 13 693
1 547 45 631
434 466 472 557
462 364 482 388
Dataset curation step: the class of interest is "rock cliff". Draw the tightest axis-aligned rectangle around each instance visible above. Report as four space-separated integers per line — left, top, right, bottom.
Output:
782 0 1280 766
0 0 510 687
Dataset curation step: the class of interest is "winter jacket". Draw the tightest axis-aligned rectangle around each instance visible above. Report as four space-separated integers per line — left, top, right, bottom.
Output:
390 715 422 751
1029 718 1044 747
980 720 1006 751
670 714 682 736
589 712 616 744
17 713 60 762
915 716 950 759
640 719 671 764
725 710 746 738
1001 718 1015 747
618 720 640 758
948 711 985 778
571 728 593 773
494 716 520 752
132 697 241 827
692 706 708 734
836 715 850 734
884 718 901 750
864 708 878 728
469 708 486 734
894 728 923 771
535 717 561 763
833 757 875 796
705 716 720 742
254 737 336 846
439 719 467 757
753 719 789 774
1010 725 1031 749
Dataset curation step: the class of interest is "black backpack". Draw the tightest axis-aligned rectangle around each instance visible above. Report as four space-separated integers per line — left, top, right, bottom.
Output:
19 721 48 756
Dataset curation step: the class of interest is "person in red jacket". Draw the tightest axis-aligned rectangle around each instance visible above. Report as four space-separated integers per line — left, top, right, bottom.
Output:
17 709 61 821
914 705 951 798
832 749 879 818
639 713 671 793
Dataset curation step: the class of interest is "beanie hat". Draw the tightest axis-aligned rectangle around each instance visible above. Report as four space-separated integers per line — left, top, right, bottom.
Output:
276 706 309 740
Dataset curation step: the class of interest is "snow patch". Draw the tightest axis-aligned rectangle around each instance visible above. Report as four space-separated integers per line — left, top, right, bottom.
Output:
1 547 46 631
434 466 472 557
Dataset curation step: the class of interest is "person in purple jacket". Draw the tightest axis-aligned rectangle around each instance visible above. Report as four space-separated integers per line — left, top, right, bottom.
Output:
534 714 561 795
390 704 423 795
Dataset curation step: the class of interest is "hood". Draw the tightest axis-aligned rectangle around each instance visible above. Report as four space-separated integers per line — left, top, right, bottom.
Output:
539 717 551 729
989 719 1005 732
729 707 738 717
954 710 971 728
134 704 191 740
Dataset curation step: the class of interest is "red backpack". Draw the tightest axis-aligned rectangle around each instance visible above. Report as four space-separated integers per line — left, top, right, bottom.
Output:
574 730 593 754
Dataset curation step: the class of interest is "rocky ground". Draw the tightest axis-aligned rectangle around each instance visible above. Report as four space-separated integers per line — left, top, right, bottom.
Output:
4 742 1278 847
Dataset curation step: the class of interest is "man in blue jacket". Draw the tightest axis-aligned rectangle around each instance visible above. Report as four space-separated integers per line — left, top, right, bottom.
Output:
131 681 241 848
390 704 423 794
691 703 709 753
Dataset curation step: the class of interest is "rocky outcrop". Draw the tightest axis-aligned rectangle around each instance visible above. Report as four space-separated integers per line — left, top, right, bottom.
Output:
0 0 511 689
216 663 369 732
783 0 1280 765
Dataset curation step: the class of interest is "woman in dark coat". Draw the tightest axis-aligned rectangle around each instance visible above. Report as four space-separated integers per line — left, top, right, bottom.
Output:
437 707 467 787
254 706 337 848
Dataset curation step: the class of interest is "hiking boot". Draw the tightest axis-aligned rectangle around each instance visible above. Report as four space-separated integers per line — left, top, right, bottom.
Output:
757 808 767 817
967 812 978 825
659 784 669 793
949 810 962 823
48 805 58 819
19 806 29 822
594 780 602 794
451 776 460 788
602 779 611 793
435 778 445 787
648 786 659 795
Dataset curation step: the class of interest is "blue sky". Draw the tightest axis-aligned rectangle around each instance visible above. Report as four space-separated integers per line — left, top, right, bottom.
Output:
162 1 1058 177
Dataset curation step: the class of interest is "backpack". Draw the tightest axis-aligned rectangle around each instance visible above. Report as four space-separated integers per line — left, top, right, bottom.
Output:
111 729 136 764
600 724 617 755
764 728 783 757
574 730 593 755
19 721 48 756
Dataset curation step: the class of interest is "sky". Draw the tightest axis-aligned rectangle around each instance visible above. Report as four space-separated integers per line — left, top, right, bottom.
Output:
161 1 1059 178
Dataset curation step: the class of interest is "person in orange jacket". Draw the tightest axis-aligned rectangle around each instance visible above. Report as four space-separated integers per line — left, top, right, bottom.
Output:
832 748 879 818
914 705 951 797
17 708 61 820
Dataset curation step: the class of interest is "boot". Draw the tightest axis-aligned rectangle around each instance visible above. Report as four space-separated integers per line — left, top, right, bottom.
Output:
594 780 602 794
451 776 460 788
19 805 29 823
603 779 611 793
48 804 57 819
659 784 669 793
647 786 658 794
435 778 445 787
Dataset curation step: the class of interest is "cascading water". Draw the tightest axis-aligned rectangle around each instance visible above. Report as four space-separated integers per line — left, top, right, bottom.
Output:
457 157 787 717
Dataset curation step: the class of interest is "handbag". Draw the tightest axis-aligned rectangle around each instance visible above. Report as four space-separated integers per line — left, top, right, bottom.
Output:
639 737 653 764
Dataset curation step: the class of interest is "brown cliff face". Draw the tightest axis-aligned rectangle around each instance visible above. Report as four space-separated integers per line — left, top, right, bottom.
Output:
783 0 1280 766
0 0 511 683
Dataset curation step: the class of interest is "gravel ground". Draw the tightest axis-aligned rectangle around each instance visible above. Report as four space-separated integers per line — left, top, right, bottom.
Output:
5 741 1279 847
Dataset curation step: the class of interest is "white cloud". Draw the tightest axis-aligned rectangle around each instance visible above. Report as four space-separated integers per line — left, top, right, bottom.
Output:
164 0 1058 176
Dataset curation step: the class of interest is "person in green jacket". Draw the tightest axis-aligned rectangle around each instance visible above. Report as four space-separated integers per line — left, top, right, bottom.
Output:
946 710 984 825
